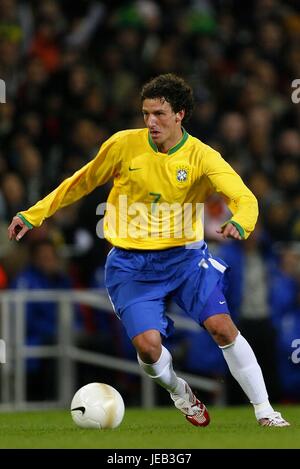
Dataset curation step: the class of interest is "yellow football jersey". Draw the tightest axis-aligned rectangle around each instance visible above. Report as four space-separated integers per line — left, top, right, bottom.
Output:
18 128 258 249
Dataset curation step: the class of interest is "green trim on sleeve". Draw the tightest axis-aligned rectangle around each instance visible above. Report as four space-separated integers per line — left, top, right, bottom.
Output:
230 221 245 238
17 213 34 229
221 220 245 239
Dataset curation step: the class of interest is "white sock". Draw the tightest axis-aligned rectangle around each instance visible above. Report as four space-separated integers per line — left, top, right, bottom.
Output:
220 332 274 419
253 401 275 420
138 345 184 395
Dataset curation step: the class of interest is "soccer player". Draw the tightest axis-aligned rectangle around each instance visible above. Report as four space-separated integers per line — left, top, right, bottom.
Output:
8 74 289 427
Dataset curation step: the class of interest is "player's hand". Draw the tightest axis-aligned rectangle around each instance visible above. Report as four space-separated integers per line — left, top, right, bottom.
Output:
216 222 242 240
8 216 30 241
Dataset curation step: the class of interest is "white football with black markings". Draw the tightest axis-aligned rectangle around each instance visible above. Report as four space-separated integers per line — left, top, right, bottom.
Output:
71 382 125 429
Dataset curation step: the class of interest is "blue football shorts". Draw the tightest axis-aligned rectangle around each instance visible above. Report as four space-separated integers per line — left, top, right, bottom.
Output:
105 242 230 340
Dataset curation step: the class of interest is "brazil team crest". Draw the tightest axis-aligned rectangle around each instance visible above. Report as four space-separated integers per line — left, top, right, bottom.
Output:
175 165 190 184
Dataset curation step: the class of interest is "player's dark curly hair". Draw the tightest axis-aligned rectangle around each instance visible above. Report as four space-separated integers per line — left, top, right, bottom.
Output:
141 74 194 122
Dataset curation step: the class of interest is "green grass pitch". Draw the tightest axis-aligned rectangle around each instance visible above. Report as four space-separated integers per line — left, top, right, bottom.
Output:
0 405 299 449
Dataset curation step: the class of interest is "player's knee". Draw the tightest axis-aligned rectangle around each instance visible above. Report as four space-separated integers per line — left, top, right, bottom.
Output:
204 314 238 346
132 330 161 363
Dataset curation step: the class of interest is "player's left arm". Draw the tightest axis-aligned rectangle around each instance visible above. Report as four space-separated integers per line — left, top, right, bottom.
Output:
202 148 259 240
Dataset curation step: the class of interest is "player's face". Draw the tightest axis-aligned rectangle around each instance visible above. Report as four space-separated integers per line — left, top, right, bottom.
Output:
142 98 184 152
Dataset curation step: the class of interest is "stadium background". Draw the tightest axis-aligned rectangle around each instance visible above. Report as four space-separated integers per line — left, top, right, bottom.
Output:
0 0 300 408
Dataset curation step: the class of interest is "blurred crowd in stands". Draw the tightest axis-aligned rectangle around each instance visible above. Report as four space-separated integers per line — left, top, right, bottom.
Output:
0 0 300 404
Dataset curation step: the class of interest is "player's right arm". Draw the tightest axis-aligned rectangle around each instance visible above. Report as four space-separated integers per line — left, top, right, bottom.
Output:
8 133 122 241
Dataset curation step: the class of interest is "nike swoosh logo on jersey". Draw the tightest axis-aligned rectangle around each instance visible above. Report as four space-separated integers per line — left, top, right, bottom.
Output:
129 166 142 171
71 406 86 414
219 301 226 304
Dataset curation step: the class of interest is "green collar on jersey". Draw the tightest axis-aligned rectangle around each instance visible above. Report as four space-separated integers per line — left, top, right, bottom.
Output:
148 128 189 155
